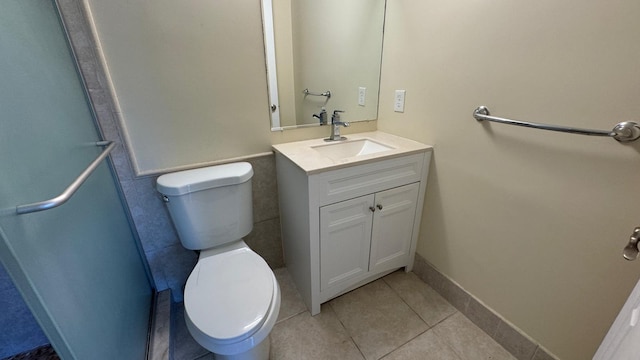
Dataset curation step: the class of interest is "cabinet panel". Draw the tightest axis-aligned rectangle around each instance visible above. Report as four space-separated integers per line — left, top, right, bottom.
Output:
315 153 423 206
320 195 374 292
370 183 420 274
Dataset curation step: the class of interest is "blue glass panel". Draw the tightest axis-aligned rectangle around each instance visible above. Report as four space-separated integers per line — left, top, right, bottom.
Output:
0 1 152 359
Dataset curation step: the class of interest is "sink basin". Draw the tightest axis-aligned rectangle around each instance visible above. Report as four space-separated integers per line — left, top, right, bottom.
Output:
311 139 394 161
272 131 432 174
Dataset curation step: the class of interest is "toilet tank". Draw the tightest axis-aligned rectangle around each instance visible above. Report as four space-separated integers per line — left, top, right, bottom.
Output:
156 162 254 250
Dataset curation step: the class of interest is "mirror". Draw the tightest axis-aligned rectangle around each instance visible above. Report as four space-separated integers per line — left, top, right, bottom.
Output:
263 0 387 130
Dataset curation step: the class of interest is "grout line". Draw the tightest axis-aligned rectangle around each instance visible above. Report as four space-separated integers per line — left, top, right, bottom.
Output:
376 272 440 359
350 335 367 360
252 216 280 225
430 309 458 328
383 276 432 329
430 328 466 360
274 308 307 325
273 270 308 325
377 327 430 360
326 302 367 360
529 345 540 360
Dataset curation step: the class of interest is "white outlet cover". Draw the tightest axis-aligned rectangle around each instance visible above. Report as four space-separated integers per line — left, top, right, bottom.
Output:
358 87 366 106
394 90 405 112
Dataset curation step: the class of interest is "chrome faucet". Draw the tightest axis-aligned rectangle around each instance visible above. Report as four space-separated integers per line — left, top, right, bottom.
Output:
313 107 328 125
326 110 349 141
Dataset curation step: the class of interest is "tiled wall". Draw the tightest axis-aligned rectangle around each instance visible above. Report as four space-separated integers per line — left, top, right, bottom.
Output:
57 0 284 301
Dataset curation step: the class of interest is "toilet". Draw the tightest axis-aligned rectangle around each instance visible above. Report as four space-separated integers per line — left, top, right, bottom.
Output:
156 162 280 360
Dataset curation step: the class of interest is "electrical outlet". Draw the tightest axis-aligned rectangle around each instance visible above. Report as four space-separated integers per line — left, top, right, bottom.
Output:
358 87 366 106
394 90 405 112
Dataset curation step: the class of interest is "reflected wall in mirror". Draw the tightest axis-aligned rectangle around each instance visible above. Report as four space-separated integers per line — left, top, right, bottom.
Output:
263 0 386 130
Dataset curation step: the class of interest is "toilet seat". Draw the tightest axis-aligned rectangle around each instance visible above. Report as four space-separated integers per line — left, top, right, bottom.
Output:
184 247 275 344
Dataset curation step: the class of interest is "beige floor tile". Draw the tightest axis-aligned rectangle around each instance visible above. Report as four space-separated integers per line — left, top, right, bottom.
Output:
329 279 429 360
270 305 364 360
383 271 457 326
381 329 462 360
433 312 516 360
274 268 307 323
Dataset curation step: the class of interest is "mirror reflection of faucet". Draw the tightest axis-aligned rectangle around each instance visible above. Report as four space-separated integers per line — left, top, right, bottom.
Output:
313 107 328 125
325 110 350 141
623 227 640 261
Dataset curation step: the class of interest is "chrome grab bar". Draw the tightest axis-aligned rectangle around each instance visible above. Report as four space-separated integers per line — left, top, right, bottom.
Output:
473 106 640 142
16 141 115 215
302 88 331 98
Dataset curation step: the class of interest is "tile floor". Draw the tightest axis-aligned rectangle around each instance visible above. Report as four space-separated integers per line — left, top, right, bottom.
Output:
172 268 516 360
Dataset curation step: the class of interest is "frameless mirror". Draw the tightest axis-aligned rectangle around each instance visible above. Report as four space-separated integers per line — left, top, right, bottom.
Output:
263 0 386 130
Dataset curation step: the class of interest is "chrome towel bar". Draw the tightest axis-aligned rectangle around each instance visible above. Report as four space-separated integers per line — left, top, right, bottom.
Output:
473 106 640 142
16 141 115 215
474 107 640 260
302 88 331 98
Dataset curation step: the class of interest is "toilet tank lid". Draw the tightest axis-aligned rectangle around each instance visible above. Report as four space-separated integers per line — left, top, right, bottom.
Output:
156 162 253 196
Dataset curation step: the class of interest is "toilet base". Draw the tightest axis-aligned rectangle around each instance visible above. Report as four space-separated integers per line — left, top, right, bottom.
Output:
212 335 270 360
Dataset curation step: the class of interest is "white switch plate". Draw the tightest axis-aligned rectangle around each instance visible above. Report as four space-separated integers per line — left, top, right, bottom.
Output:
358 87 366 106
394 90 406 112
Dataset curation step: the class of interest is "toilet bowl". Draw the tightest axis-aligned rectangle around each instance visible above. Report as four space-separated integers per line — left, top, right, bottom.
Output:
156 163 281 360
184 241 280 359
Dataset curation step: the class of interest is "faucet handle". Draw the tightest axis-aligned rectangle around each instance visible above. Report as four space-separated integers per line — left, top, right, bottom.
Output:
332 110 345 123
313 108 328 125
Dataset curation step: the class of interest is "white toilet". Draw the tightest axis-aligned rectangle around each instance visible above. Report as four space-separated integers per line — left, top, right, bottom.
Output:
156 162 281 360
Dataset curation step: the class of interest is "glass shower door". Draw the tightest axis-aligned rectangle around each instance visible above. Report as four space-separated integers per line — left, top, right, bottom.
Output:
0 1 152 359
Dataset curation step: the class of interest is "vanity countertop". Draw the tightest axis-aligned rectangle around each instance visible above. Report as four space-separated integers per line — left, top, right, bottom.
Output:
272 131 433 174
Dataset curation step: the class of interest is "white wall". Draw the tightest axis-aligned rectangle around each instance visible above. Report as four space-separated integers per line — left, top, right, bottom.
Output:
84 0 375 175
377 1 640 359
85 0 272 174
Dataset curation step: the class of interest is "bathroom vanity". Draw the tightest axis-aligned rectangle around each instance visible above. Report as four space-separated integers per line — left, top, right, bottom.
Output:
273 131 432 315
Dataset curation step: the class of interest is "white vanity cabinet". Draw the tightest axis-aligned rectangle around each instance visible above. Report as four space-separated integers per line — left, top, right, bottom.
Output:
321 182 420 296
273 132 432 315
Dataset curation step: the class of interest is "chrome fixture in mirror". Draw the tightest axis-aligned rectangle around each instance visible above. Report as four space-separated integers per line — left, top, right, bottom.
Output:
623 227 640 261
262 0 386 130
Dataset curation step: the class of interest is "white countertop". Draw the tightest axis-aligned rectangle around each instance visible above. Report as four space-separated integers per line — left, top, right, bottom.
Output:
272 131 433 174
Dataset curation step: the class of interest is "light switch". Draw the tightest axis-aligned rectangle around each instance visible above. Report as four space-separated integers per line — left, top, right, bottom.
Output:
394 90 405 112
358 87 366 106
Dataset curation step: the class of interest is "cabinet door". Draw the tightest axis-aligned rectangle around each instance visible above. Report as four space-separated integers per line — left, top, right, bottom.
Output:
370 183 420 274
320 194 374 292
